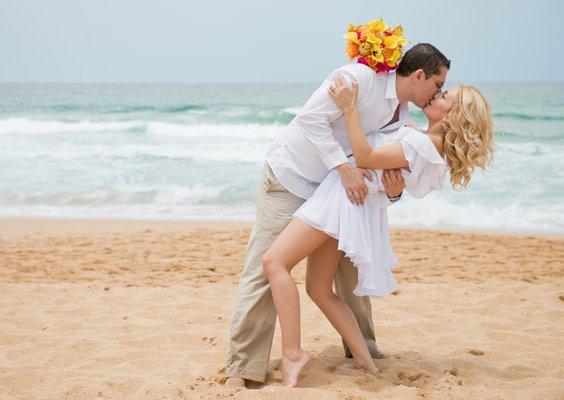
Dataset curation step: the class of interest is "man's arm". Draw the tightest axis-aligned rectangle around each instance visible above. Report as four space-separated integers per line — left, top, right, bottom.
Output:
293 65 376 204
292 80 345 168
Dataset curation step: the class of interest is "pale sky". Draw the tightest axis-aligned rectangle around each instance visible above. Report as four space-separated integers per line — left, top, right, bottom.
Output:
1 0 562 83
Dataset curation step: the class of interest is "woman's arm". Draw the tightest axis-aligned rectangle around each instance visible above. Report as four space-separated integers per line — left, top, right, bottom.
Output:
343 107 409 170
328 76 409 170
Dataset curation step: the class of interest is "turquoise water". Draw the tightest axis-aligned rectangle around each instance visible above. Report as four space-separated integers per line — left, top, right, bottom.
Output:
0 82 563 234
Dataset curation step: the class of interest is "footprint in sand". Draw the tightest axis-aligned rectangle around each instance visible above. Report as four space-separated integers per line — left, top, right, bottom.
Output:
397 371 426 384
408 373 423 382
190 375 223 390
201 336 218 346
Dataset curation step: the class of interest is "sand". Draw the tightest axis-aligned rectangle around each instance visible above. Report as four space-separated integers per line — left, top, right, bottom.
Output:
0 218 563 399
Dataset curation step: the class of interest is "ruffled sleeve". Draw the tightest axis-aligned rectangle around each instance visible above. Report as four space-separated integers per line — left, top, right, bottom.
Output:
399 128 447 198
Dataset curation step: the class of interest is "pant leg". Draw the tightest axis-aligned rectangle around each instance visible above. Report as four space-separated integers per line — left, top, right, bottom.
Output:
333 254 383 359
227 162 305 382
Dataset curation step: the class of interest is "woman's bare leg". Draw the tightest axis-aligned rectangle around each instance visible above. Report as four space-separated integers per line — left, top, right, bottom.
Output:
306 241 379 375
262 217 332 387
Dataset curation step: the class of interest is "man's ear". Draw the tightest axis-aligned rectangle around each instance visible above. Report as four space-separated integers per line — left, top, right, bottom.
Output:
411 69 424 84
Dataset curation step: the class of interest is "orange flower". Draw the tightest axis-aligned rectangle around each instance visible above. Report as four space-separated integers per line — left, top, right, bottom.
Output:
358 26 369 41
346 42 360 59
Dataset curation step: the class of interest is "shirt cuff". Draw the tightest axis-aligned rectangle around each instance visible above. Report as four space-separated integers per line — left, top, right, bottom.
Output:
322 148 349 171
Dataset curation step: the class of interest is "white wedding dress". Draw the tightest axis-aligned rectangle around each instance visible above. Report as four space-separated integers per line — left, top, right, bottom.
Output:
293 126 447 297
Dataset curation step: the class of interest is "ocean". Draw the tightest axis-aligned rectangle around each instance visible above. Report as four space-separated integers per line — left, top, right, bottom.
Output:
0 81 563 234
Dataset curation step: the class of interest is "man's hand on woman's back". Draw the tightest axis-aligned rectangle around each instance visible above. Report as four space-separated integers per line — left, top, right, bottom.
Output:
335 163 373 205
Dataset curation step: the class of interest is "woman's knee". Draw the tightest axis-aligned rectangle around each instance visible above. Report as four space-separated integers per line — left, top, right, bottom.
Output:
262 251 281 281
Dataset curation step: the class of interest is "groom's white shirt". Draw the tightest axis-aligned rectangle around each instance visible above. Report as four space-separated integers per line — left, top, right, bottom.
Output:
266 63 409 200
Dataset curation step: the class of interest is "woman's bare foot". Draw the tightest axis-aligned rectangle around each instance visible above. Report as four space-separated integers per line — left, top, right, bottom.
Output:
282 350 312 388
225 377 245 388
353 358 380 375
336 358 357 370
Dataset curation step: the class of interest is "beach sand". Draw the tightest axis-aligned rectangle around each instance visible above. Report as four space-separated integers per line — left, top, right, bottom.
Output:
1 218 563 399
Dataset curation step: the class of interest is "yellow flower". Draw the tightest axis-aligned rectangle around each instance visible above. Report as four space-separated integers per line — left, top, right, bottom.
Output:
342 31 360 45
358 42 373 56
392 25 404 36
366 18 388 32
366 33 382 46
372 52 384 63
383 35 409 49
347 24 360 32
343 18 409 72
385 48 402 67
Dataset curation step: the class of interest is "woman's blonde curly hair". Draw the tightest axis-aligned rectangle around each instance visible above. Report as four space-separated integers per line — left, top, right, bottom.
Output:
443 85 495 190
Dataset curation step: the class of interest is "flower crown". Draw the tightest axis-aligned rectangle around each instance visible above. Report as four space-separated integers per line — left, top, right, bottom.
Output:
343 19 409 73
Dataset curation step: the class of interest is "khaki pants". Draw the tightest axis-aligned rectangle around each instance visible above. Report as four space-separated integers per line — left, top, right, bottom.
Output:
226 162 382 382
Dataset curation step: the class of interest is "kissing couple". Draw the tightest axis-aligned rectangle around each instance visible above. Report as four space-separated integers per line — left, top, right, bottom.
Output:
226 20 494 388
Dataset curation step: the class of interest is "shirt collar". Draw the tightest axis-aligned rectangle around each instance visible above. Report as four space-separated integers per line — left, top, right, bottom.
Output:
377 101 410 133
385 71 398 100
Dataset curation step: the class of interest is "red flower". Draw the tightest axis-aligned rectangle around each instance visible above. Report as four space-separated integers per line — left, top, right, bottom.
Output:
375 63 393 73
357 57 369 67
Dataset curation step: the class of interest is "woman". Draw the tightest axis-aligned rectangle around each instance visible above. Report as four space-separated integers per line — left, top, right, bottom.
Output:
262 76 495 387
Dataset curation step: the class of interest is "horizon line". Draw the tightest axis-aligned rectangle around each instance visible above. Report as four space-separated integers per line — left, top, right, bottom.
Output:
1 80 563 85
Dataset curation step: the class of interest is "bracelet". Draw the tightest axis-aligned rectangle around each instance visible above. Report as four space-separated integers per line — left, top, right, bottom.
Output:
387 192 402 202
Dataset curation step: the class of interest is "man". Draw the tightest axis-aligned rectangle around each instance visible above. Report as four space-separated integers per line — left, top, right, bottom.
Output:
226 43 450 387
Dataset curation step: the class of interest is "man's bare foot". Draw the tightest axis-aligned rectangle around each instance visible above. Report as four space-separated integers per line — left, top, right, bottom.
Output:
282 350 312 388
225 377 245 388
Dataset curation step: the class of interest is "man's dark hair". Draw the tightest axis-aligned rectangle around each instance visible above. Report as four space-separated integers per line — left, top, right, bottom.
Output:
396 43 451 78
